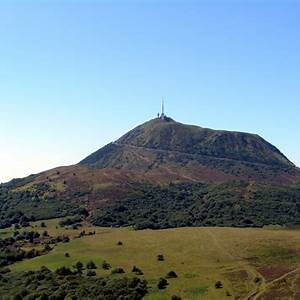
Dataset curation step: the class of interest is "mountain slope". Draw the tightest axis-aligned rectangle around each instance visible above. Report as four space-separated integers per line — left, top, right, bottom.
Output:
80 118 298 184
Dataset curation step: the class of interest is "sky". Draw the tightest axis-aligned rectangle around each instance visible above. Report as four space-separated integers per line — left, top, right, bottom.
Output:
0 0 300 183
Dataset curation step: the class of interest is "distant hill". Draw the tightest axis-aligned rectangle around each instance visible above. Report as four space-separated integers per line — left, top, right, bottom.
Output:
1 117 300 229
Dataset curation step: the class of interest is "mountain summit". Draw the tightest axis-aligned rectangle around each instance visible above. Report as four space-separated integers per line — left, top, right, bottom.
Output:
80 118 296 183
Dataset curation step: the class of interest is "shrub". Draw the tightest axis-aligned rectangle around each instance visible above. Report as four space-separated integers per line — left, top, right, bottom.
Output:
59 216 81 227
157 254 164 261
73 261 84 273
64 253 70 258
117 241 123 246
254 277 261 283
132 266 143 275
61 236 70 243
26 249 39 259
166 271 177 278
215 281 223 289
86 260 97 269
102 261 111 270
157 278 168 289
43 244 52 252
171 296 182 300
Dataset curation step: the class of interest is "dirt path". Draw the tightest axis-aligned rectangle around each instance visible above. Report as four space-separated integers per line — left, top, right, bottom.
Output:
206 229 266 300
246 267 300 300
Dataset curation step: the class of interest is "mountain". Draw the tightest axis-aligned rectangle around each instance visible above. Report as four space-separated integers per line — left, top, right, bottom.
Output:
82 118 291 167
80 118 298 184
1 117 300 229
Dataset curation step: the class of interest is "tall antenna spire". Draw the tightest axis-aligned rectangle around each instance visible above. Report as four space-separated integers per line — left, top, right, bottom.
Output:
160 97 165 120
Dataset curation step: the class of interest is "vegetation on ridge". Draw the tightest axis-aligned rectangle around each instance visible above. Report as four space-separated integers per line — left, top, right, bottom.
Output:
0 266 148 299
91 181 300 229
0 182 85 229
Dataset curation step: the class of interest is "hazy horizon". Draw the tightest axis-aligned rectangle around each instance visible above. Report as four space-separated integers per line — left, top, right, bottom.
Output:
1 0 300 183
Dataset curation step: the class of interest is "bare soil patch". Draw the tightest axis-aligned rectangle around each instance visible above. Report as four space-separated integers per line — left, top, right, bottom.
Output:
257 265 295 281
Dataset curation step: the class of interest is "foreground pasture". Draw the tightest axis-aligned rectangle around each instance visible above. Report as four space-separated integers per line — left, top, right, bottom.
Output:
4 220 300 300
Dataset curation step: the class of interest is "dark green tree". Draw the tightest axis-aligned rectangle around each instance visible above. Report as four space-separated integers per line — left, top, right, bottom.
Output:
166 271 177 278
86 260 97 269
157 278 168 289
102 260 111 270
73 261 84 273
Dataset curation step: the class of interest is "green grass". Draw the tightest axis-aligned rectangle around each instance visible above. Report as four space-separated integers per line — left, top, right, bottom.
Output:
251 245 300 266
185 286 208 298
8 219 300 300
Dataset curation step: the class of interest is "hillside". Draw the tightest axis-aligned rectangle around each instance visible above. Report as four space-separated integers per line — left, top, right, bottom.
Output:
81 118 298 184
1 117 300 229
4 220 300 300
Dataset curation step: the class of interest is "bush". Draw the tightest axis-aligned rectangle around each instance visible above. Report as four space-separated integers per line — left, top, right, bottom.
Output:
102 261 111 270
86 260 97 269
166 271 177 278
157 278 168 289
64 253 70 258
132 266 143 275
59 216 81 227
117 241 123 246
157 254 164 261
43 244 52 252
73 261 84 273
72 224 79 230
171 296 182 300
254 277 261 283
215 281 223 289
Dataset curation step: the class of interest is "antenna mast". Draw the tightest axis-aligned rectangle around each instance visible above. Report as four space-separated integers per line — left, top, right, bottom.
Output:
161 97 165 120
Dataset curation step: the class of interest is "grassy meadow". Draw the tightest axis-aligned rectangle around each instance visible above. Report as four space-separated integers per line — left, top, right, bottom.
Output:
2 219 300 299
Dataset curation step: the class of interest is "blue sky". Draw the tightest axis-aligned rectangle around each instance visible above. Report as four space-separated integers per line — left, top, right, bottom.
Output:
1 0 300 183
